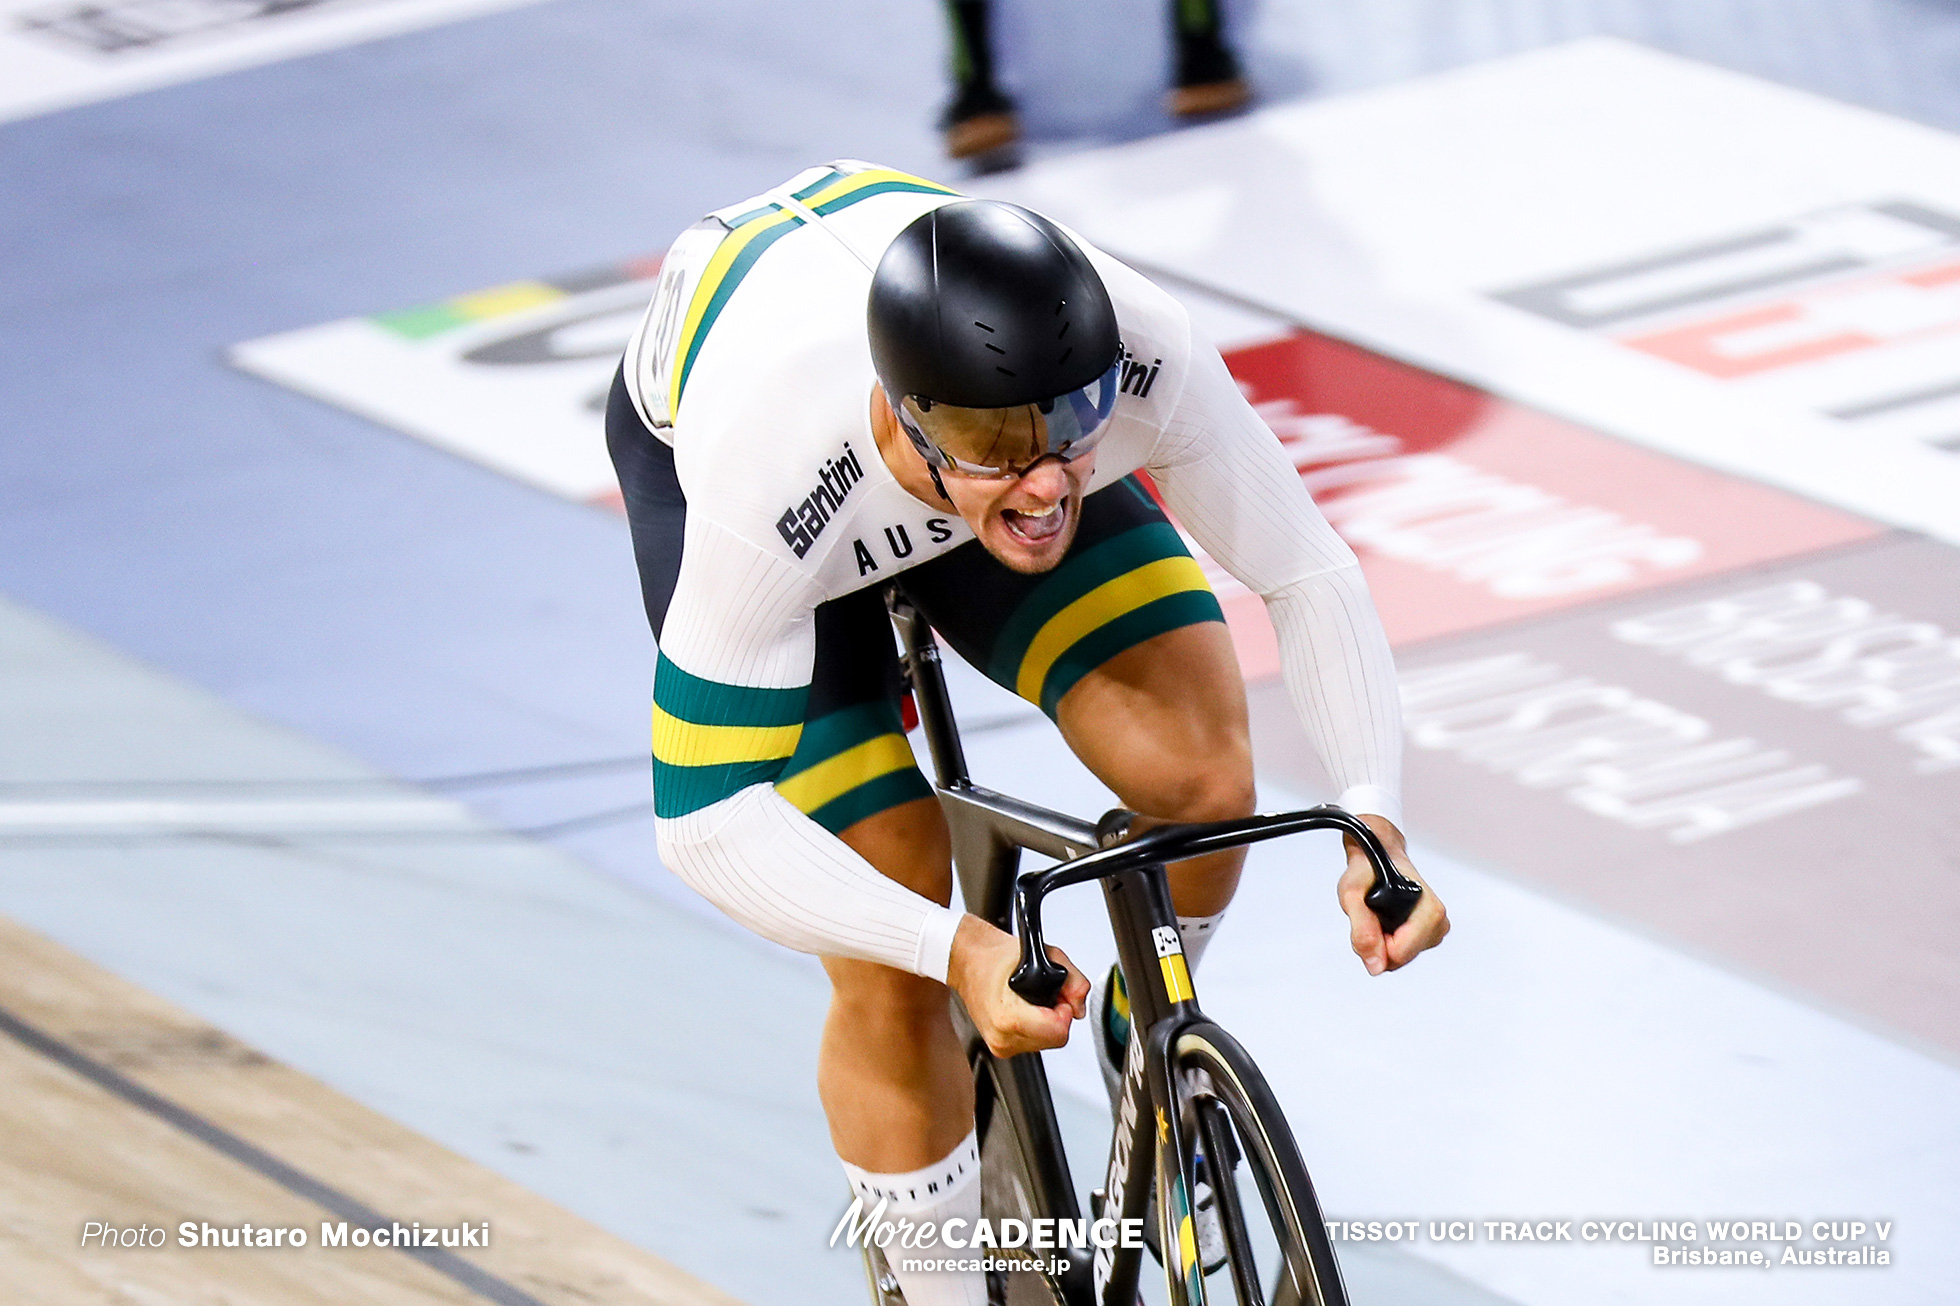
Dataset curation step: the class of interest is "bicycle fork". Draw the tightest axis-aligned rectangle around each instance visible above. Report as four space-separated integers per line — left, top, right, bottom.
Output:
1095 863 1210 1306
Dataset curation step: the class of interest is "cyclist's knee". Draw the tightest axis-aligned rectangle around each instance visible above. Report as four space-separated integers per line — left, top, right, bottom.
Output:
1146 749 1255 824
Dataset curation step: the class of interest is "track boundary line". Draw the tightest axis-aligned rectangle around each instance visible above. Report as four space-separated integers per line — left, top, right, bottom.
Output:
0 1002 553 1306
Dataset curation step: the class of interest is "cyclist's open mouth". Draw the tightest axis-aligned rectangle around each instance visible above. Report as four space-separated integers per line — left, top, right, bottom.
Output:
1001 499 1068 545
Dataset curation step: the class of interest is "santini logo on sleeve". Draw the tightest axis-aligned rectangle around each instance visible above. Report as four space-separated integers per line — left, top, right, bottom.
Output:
776 443 867 558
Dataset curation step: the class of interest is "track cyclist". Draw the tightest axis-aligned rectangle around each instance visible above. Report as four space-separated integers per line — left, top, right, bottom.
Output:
607 161 1450 1306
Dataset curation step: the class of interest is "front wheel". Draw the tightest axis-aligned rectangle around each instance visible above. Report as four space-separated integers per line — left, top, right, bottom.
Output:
1173 1023 1349 1306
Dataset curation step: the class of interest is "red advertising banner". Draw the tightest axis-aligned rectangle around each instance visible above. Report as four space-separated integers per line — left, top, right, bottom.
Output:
1209 331 1885 677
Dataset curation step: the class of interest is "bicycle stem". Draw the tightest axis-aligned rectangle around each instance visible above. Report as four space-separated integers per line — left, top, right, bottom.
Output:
1008 806 1424 1006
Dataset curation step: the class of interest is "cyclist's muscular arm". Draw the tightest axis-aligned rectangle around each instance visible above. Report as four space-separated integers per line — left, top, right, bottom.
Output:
1148 341 1449 972
652 517 969 980
1147 343 1401 820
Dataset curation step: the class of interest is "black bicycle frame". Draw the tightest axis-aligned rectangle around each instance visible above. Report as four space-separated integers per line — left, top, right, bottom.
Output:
888 590 1418 1306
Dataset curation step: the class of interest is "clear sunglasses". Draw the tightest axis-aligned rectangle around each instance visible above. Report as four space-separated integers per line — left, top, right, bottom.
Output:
887 361 1121 481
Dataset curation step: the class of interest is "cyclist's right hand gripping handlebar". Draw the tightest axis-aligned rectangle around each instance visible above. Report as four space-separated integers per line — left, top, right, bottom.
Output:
1006 805 1423 1007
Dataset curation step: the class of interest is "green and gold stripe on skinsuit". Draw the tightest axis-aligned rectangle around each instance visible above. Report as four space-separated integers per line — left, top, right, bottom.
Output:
666 168 960 422
987 517 1223 718
774 700 931 835
652 653 808 818
795 165 959 217
666 202 805 421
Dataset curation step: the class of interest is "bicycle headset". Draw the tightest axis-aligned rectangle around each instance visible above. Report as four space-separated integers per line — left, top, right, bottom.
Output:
867 200 1123 481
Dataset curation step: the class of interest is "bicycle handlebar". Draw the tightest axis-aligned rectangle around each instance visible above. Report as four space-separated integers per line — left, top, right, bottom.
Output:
1007 805 1423 1007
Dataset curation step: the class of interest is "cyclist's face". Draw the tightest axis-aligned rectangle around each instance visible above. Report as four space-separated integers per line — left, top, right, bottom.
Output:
874 388 1094 574
941 442 1097 575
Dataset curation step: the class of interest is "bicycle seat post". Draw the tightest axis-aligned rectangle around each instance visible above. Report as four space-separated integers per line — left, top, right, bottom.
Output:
886 587 971 790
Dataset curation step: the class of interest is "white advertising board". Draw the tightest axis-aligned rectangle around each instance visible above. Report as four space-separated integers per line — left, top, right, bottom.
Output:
982 38 1960 546
0 0 546 122
230 256 659 506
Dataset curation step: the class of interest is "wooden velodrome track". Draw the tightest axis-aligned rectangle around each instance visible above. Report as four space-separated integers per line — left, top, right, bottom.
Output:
0 913 741 1306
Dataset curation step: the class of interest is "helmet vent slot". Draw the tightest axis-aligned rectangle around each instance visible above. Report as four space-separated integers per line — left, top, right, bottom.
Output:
868 201 1118 410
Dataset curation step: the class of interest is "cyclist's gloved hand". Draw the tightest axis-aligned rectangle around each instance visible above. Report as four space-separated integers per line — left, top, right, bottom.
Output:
947 915 1089 1058
1337 815 1450 976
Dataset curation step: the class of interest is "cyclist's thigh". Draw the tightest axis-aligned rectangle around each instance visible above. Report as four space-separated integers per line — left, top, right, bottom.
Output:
1053 620 1253 817
774 586 949 903
903 477 1250 812
901 474 1226 719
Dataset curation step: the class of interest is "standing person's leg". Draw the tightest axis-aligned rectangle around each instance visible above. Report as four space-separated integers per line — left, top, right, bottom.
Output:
1167 0 1251 118
940 0 1020 158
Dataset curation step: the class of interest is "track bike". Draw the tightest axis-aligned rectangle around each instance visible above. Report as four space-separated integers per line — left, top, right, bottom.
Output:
859 592 1422 1306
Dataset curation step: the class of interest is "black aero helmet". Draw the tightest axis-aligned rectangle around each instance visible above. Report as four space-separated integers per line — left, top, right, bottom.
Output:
868 200 1120 410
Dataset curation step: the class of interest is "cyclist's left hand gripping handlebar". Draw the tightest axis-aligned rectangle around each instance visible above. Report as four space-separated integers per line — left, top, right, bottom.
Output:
1351 820 1423 935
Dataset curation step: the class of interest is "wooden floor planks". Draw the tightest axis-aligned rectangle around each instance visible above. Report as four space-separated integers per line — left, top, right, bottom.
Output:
0 914 746 1306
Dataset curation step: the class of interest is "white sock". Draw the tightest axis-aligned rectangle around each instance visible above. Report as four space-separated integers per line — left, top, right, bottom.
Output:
840 1131 986 1306
1178 910 1226 971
